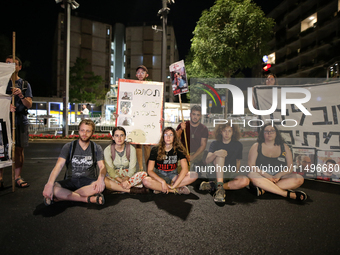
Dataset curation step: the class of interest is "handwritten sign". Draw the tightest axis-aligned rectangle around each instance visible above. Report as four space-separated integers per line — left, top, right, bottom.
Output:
116 79 163 145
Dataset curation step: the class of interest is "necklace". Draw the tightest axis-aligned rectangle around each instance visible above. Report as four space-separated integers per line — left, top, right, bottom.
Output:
191 124 199 139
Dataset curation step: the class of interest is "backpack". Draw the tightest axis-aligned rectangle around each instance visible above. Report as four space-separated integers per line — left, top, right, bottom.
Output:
64 140 98 179
111 143 131 162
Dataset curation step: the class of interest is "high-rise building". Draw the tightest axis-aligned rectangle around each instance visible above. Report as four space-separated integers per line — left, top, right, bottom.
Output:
125 23 179 102
264 0 340 78
53 13 112 97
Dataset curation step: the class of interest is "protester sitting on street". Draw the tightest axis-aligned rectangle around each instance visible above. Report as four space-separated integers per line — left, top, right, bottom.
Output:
142 127 198 194
199 123 249 203
104 126 148 194
247 123 307 202
42 119 106 206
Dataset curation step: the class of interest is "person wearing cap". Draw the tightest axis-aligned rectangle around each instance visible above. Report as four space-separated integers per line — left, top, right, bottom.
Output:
134 65 152 171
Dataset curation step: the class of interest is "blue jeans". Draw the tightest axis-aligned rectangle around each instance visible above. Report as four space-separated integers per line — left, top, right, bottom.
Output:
154 169 178 184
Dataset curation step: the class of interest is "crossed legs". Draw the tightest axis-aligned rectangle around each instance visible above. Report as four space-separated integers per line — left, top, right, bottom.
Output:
248 172 304 199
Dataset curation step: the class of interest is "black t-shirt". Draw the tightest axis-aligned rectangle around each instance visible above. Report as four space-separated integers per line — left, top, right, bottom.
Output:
208 140 243 167
149 146 186 172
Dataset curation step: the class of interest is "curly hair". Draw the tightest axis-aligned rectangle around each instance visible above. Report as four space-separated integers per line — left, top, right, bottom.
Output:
112 126 126 144
214 123 241 141
257 123 285 146
157 127 186 161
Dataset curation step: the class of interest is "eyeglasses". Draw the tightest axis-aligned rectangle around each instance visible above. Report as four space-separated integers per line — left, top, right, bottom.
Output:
136 71 146 75
264 130 276 134
164 133 174 137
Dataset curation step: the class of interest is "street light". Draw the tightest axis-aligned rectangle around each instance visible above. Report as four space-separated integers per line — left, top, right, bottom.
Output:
55 0 79 137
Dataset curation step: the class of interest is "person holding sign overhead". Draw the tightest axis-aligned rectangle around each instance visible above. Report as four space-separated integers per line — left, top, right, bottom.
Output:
134 65 152 171
142 127 198 194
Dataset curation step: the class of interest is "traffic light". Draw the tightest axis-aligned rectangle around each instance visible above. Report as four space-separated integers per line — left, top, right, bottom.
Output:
263 63 271 72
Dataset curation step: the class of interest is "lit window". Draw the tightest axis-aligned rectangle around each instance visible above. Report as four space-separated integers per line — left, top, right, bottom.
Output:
301 13 317 32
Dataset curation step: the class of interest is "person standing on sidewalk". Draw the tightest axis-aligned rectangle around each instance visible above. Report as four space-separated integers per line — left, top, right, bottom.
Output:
134 65 152 171
0 55 33 190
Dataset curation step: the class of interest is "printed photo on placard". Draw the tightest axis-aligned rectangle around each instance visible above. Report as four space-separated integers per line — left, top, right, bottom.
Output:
169 60 188 96
0 119 9 161
119 101 131 115
292 147 316 178
121 91 132 100
316 150 340 183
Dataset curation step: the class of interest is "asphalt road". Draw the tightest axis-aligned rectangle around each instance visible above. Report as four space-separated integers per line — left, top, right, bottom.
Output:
1 140 340 255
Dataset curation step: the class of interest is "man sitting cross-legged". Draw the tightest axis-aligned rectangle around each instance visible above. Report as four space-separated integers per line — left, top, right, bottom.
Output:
42 119 106 206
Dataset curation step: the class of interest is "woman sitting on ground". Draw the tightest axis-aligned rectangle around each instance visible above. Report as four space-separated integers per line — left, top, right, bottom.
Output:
142 127 198 194
104 126 148 194
247 123 307 201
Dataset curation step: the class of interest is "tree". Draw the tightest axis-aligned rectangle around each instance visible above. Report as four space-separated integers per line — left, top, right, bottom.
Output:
188 0 274 77
187 0 275 112
69 57 105 104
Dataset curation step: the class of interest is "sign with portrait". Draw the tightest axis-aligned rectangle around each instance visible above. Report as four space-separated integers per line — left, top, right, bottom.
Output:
169 60 188 96
116 79 164 145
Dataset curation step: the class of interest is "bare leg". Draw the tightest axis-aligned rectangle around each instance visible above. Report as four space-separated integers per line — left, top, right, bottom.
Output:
53 182 103 203
214 156 224 184
224 175 250 190
136 145 143 171
276 173 304 190
248 172 289 197
14 147 28 187
143 145 151 170
142 177 175 193
104 177 131 193
172 172 198 187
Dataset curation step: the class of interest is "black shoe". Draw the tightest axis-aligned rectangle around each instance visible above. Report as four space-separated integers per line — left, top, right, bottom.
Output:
130 187 150 194
247 183 264 196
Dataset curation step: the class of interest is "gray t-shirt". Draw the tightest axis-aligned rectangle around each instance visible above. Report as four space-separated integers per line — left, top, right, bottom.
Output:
59 140 104 179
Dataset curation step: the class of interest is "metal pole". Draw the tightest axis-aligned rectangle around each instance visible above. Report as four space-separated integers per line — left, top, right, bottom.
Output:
161 0 167 89
62 0 70 137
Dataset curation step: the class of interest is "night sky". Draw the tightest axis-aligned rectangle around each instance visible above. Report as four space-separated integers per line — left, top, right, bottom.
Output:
0 0 280 96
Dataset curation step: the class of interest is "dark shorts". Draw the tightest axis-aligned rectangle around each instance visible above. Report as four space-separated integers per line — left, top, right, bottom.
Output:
16 124 29 147
57 177 96 191
154 169 178 184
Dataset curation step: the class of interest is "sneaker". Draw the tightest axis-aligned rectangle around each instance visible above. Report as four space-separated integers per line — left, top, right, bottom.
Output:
247 183 264 196
213 186 226 203
176 186 190 195
199 181 213 191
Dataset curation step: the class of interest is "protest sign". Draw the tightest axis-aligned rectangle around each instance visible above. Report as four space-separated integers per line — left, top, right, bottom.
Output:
116 79 163 145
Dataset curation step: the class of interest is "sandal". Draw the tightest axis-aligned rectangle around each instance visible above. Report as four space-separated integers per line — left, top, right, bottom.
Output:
43 197 54 206
15 177 30 188
87 193 105 205
287 189 307 202
247 183 264 196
